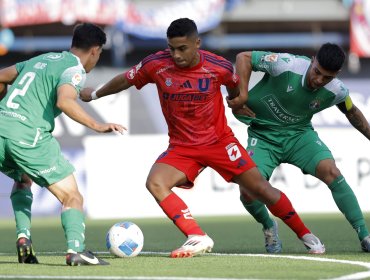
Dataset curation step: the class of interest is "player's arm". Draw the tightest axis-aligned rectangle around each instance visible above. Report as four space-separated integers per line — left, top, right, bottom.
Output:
227 51 252 109
337 96 370 140
0 65 18 100
57 84 126 134
80 73 133 102
0 65 18 84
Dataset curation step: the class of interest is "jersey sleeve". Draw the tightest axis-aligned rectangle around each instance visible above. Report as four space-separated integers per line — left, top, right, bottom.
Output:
251 51 299 77
58 65 86 95
15 61 27 73
125 56 155 90
326 79 349 106
219 57 239 88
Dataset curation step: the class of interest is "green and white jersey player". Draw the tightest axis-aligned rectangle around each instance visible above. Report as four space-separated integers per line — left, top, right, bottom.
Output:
0 23 125 265
232 43 370 253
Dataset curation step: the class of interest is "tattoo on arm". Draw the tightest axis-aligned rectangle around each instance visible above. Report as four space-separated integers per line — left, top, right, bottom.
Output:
346 105 370 140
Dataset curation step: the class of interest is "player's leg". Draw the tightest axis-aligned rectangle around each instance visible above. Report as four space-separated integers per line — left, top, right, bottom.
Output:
240 187 281 253
13 137 107 265
239 134 282 253
0 137 38 264
47 174 108 265
148 147 213 258
10 175 39 264
316 159 370 251
291 129 370 252
211 137 323 254
234 168 325 254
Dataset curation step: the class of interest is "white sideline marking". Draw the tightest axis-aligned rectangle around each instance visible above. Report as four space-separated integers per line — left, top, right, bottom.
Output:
0 251 370 280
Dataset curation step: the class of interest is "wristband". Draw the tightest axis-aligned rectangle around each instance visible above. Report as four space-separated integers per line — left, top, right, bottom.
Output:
91 90 98 100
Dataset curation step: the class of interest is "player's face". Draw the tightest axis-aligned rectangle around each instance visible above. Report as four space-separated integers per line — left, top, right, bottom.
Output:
306 57 339 90
167 35 200 68
85 46 103 73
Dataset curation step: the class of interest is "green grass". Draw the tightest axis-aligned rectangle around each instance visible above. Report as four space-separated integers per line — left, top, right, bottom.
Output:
1 214 370 279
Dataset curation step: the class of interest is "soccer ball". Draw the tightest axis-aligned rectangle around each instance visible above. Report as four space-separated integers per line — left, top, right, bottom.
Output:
106 221 144 258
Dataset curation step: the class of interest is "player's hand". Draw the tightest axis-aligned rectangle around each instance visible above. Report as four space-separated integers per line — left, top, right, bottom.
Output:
226 94 247 110
80 88 95 102
232 105 255 118
94 123 127 135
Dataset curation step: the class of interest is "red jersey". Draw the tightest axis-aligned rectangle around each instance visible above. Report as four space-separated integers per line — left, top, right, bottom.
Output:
126 49 239 146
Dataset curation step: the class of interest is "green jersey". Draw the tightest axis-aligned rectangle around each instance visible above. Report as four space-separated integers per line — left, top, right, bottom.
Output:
0 51 86 146
234 51 348 131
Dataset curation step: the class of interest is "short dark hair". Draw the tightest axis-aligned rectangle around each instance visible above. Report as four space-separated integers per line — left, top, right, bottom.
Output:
166 18 198 39
316 43 345 72
71 23 106 50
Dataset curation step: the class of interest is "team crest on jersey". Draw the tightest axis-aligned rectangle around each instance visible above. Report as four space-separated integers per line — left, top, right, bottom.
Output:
226 143 241 161
165 78 172 87
309 100 321 110
72 73 82 85
263 53 278 62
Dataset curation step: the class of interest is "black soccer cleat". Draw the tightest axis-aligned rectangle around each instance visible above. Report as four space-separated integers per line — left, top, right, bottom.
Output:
361 235 370 252
66 250 109 266
16 237 39 264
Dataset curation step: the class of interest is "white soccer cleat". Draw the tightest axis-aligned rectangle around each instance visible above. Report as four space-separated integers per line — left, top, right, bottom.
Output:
300 233 325 254
170 234 214 258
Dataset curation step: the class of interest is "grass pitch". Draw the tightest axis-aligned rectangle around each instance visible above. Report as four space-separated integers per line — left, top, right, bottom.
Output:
1 214 370 279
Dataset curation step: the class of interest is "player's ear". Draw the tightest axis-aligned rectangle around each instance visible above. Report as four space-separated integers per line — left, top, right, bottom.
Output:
90 46 100 57
196 37 201 49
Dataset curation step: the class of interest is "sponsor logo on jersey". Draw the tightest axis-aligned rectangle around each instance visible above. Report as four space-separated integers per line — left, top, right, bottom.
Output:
262 95 303 124
226 143 241 161
263 53 278 62
72 73 82 86
162 93 207 102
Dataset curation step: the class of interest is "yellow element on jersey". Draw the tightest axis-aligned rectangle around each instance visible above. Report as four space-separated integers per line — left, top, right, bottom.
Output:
345 96 353 111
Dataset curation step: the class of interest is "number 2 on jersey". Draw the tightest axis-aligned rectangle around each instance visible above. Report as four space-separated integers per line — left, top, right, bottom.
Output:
6 72 36 109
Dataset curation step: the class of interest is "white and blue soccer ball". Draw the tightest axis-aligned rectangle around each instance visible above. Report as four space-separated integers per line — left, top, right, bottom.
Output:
106 221 144 258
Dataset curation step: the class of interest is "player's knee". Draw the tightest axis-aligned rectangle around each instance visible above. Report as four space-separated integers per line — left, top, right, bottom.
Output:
62 190 83 208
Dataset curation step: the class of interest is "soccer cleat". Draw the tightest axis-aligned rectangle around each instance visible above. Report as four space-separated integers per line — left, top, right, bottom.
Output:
66 250 109 266
262 220 282 253
300 233 325 254
16 237 39 264
361 235 370 252
170 234 214 258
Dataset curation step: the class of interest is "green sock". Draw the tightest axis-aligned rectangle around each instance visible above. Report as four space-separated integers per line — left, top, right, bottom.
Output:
10 189 33 239
329 175 369 241
61 208 86 253
240 195 274 230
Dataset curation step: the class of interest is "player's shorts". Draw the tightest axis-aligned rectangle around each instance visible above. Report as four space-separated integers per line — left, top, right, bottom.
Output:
0 135 75 187
155 136 256 188
247 127 333 179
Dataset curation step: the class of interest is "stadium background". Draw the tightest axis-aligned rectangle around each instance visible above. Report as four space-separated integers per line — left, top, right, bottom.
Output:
0 0 370 219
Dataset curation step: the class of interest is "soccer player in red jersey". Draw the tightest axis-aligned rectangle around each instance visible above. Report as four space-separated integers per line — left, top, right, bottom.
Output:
80 18 324 257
